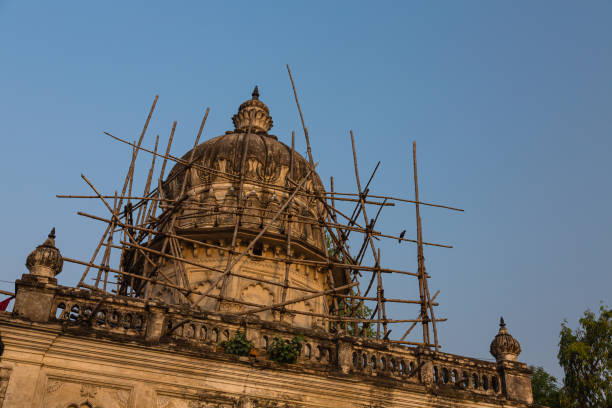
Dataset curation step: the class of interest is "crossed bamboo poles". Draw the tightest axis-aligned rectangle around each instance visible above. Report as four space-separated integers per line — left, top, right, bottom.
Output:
59 66 462 350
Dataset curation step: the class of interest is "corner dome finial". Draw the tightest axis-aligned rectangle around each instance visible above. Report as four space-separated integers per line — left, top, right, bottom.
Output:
26 228 63 277
232 86 273 134
490 317 521 362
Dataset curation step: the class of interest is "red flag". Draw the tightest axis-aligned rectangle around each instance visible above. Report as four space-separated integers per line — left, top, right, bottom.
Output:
0 296 14 311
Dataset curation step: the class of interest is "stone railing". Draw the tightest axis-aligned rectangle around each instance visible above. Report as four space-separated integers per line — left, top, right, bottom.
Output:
428 352 503 397
12 277 533 405
345 344 420 382
164 312 336 369
50 289 148 337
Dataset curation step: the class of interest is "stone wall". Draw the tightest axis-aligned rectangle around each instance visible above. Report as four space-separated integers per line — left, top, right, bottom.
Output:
0 279 535 408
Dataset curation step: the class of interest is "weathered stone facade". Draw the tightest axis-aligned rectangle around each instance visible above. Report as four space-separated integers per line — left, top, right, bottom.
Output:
0 277 534 407
0 88 537 407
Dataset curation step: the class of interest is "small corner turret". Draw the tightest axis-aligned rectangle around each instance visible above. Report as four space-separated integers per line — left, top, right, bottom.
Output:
489 317 533 404
25 228 63 278
13 228 61 322
490 317 521 362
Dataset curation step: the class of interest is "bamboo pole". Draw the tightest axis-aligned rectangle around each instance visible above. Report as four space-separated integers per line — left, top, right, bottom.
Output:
118 240 322 294
118 95 158 222
236 281 357 316
97 129 464 213
335 293 438 305
286 64 314 167
412 141 433 348
280 131 296 315
217 114 255 309
154 108 209 303
140 121 177 298
77 211 421 277
64 257 369 322
399 290 440 342
58 193 394 208
80 174 166 293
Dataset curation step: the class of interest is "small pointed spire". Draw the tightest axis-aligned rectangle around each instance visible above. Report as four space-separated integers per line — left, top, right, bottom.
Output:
48 227 56 240
500 316 505 327
252 86 259 100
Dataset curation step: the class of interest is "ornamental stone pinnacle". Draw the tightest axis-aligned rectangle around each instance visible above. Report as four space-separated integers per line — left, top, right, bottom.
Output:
25 228 63 277
490 317 522 362
232 86 273 134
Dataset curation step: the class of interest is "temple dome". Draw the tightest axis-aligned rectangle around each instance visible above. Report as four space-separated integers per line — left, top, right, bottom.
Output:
166 131 323 194
164 87 326 254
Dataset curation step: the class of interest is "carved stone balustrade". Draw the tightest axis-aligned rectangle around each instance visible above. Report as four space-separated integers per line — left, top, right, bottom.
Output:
19 283 533 405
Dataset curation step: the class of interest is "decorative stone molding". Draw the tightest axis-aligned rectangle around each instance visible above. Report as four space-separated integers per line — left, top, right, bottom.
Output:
42 379 130 408
13 273 58 323
232 86 273 134
0 367 12 408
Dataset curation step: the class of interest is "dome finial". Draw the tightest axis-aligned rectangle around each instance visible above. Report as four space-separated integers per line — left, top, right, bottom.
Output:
490 316 521 362
232 86 273 134
26 228 63 277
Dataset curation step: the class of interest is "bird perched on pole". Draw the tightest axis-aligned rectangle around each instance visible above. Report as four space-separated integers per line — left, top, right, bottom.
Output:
398 230 406 243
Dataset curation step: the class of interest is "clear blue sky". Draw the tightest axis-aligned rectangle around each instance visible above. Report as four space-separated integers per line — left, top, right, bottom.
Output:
1 1 610 380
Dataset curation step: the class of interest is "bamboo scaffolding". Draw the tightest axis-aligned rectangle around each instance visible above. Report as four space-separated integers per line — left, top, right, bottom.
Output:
149 108 209 304
93 198 450 249
399 290 440 342
78 211 421 278
191 164 318 308
79 130 464 214
80 174 166 291
216 114 255 310
59 82 460 350
286 68 385 336
64 257 369 322
57 194 394 208
118 241 324 295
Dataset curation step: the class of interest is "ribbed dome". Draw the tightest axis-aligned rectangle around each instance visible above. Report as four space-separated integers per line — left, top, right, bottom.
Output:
26 228 63 277
163 88 326 255
145 88 345 325
166 86 322 197
166 131 323 196
490 317 521 361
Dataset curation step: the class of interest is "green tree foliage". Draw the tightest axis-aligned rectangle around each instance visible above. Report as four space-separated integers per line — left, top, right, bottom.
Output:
558 305 611 407
335 291 375 338
267 335 304 364
325 234 376 338
221 331 254 357
530 366 560 408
